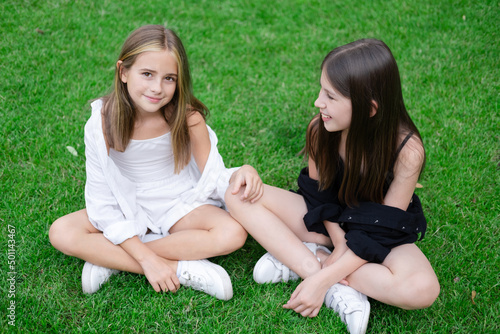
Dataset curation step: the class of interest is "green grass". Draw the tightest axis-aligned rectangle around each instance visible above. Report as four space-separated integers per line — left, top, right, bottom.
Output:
1 0 498 332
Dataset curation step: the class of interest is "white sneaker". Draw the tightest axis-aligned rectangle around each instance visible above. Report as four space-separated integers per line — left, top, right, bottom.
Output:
178 259 233 301
253 242 331 284
82 262 120 294
253 252 300 283
324 283 370 334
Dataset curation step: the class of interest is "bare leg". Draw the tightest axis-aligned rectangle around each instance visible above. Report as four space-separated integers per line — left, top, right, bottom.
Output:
148 204 247 260
345 243 440 309
49 209 158 273
49 205 247 272
225 184 331 278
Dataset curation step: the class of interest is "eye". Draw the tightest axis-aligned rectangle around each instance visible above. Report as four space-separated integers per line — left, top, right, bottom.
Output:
142 72 152 78
322 88 334 100
165 76 176 82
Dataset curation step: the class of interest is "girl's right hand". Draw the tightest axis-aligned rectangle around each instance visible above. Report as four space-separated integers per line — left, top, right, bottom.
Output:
120 236 180 293
230 165 264 203
283 272 331 317
140 254 180 293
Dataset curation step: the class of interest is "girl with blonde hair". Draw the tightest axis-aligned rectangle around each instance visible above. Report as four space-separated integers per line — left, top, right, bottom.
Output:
50 25 263 300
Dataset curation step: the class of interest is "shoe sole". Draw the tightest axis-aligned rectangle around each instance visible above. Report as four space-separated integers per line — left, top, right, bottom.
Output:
207 261 233 301
357 298 370 334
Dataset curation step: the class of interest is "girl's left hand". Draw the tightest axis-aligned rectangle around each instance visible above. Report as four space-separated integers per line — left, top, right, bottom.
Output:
283 275 329 318
230 165 264 203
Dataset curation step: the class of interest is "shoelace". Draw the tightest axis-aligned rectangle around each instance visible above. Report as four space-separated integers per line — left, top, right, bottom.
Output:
96 267 117 281
280 262 291 281
268 255 293 281
181 271 207 292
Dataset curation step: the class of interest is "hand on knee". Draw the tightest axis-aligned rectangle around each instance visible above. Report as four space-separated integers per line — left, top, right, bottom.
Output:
224 185 250 215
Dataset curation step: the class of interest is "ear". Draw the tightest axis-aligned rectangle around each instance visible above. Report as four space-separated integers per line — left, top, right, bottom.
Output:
117 60 127 83
370 100 378 117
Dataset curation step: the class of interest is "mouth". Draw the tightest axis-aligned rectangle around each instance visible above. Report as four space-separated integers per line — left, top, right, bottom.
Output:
145 95 162 103
321 112 332 121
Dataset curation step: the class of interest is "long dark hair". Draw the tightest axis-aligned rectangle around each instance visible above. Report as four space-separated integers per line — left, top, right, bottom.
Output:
305 39 424 206
102 25 208 173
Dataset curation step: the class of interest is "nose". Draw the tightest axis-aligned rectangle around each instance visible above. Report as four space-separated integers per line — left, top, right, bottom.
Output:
314 96 324 109
150 79 162 94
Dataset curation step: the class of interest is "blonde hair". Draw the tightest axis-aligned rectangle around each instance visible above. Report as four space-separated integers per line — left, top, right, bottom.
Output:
102 25 208 173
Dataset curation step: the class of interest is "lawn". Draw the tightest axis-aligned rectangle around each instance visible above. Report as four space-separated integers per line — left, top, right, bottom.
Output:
0 0 498 333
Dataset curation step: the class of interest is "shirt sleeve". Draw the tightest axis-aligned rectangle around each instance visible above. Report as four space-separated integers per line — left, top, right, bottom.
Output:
295 167 343 235
337 196 427 263
84 102 144 245
179 125 237 206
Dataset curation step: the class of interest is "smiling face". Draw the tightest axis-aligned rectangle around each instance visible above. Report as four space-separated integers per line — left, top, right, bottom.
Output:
314 70 352 135
119 49 178 116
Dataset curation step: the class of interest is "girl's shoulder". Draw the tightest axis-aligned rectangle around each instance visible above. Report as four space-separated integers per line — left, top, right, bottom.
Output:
394 132 425 177
86 98 104 131
186 109 207 128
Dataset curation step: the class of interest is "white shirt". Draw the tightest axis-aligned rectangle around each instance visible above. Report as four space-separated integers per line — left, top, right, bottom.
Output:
84 99 237 245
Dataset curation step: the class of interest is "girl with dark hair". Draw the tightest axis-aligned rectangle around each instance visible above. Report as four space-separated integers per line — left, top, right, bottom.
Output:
49 25 263 301
225 39 439 333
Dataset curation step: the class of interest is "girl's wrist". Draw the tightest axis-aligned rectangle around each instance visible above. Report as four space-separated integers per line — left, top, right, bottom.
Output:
120 236 156 264
314 267 340 291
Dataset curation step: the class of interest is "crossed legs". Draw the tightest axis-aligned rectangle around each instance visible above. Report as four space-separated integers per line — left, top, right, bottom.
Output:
49 205 247 274
225 184 439 310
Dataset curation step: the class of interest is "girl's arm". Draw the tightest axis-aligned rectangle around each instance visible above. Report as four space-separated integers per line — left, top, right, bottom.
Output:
84 109 145 246
188 112 263 202
188 112 211 173
285 156 366 317
307 155 319 180
85 109 179 293
309 156 348 266
383 135 425 210
323 221 349 266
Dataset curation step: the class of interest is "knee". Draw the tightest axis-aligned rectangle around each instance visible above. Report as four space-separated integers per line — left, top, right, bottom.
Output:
401 273 440 309
226 222 248 251
224 186 242 214
49 216 78 256
217 221 247 255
